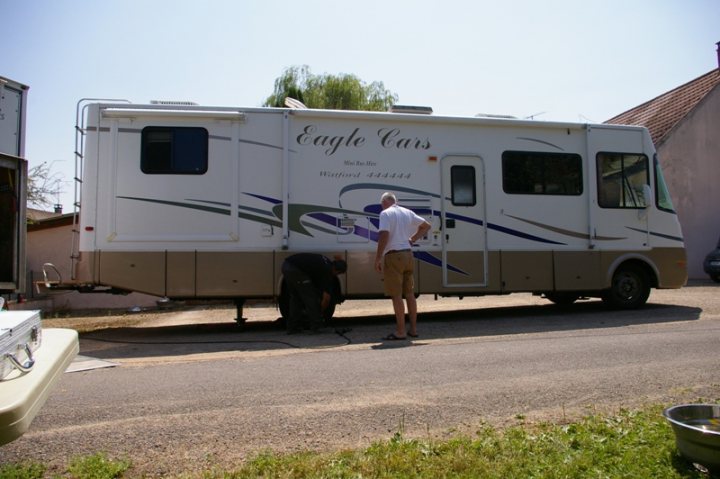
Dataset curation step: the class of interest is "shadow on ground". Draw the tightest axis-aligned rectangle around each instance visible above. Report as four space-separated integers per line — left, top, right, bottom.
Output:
77 299 702 361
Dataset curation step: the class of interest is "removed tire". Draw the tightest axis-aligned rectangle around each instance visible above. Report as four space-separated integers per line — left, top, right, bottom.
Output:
277 279 339 326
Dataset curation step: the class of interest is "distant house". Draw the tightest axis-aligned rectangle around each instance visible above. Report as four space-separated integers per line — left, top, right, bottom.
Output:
26 208 160 311
605 47 720 280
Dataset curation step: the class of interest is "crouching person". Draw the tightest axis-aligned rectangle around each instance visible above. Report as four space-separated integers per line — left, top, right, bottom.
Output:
281 253 347 334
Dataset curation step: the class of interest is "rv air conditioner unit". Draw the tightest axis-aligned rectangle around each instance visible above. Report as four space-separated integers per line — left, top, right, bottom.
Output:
389 105 433 115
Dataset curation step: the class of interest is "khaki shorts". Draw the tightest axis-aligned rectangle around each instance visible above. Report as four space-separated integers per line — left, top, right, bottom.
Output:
383 250 414 297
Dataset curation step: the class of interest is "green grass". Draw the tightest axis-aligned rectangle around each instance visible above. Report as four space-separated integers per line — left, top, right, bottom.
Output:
0 453 130 479
1 404 713 479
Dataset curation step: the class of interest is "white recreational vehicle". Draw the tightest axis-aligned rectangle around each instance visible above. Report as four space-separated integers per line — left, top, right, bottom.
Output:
57 100 687 318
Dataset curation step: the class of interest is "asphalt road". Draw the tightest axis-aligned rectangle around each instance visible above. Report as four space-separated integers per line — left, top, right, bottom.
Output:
1 284 719 476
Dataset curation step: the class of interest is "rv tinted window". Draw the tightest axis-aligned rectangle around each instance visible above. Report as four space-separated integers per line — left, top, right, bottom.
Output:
597 153 649 208
451 165 476 206
141 127 208 174
502 151 582 195
654 154 675 213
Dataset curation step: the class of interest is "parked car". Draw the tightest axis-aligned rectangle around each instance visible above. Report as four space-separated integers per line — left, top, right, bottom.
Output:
703 236 720 283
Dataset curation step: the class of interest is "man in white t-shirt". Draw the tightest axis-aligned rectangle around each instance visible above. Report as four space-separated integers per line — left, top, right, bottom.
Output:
374 192 431 340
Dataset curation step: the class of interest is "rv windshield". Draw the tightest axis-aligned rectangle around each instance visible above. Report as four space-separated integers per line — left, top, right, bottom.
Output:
654 154 675 213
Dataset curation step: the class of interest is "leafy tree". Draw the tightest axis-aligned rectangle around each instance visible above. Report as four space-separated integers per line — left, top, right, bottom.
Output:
264 65 398 111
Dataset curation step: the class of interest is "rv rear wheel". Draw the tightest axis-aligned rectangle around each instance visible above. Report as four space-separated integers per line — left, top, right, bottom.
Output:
602 265 650 309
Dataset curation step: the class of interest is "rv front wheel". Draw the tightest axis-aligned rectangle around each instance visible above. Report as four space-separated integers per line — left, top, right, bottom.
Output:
602 265 650 309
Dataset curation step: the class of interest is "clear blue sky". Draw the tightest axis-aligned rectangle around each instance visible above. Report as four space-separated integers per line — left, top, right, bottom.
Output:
3 0 719 211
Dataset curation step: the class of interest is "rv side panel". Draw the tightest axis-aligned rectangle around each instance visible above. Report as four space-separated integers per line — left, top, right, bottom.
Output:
196 252 274 297
98 251 166 296
166 252 196 297
0 76 29 294
500 251 554 292
553 250 603 290
0 77 28 157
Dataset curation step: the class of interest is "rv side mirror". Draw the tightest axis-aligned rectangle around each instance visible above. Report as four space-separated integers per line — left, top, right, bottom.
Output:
643 184 652 209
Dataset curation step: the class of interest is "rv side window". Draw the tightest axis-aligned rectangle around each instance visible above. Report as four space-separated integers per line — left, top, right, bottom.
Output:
451 165 476 206
141 127 208 175
501 151 582 195
597 153 649 208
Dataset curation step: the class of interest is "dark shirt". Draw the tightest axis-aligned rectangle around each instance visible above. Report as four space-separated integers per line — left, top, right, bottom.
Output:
283 254 334 293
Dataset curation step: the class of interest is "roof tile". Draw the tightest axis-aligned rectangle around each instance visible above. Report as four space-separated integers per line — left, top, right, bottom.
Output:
605 69 720 145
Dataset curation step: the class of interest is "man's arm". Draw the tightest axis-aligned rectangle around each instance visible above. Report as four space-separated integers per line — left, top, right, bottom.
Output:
410 220 431 244
320 291 331 312
375 230 389 272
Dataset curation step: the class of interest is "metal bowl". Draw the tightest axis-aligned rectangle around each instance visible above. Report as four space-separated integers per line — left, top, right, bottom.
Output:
663 404 720 473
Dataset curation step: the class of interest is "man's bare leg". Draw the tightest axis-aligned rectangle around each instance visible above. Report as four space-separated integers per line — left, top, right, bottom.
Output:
406 294 418 337
391 295 406 337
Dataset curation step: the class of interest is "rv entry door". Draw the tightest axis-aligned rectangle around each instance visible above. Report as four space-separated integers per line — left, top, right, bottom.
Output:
441 155 487 287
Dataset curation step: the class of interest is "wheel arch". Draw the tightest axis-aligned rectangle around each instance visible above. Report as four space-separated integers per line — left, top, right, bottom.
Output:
605 254 659 289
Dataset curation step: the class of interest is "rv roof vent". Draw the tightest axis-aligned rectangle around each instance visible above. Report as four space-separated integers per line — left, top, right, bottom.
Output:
150 100 199 106
389 105 433 115
475 113 517 119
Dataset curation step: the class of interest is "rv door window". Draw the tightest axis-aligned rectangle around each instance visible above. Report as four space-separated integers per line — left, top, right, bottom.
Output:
141 127 208 174
501 151 582 195
654 154 676 213
597 153 648 208
451 165 476 206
